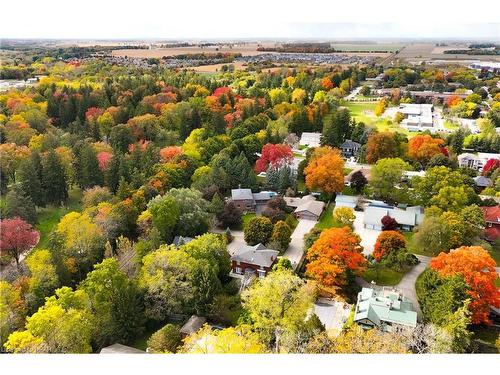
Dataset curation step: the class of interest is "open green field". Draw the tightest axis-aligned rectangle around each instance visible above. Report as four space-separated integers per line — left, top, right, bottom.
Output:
341 101 412 137
35 187 82 249
362 266 405 286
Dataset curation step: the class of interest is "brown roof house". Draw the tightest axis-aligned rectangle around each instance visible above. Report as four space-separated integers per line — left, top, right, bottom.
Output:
230 243 278 279
284 194 325 221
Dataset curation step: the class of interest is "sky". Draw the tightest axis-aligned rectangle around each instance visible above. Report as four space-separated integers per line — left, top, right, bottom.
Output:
1 0 499 40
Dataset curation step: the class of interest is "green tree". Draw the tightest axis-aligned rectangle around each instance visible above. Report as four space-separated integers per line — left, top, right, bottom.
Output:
244 216 273 245
42 150 68 205
25 249 59 313
411 216 454 255
0 281 26 350
269 220 292 253
17 152 45 207
80 258 144 349
147 195 180 242
75 143 103 189
4 287 93 353
4 184 37 224
147 324 182 353
242 269 315 352
370 158 410 202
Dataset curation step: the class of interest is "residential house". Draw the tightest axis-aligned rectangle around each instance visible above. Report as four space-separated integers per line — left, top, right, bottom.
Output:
230 243 278 279
334 194 358 209
180 315 207 337
100 343 145 354
284 133 299 149
473 175 493 190
230 188 277 212
363 202 424 231
284 194 325 221
354 287 418 332
299 132 322 148
481 205 500 242
458 152 499 172
340 139 361 158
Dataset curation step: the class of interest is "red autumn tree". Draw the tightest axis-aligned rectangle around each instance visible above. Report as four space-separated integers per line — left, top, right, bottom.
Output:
96 151 113 171
321 77 333 90
408 134 445 164
306 226 366 290
373 230 406 261
160 146 182 162
381 215 399 231
255 143 293 173
430 246 500 324
0 217 39 267
483 158 500 176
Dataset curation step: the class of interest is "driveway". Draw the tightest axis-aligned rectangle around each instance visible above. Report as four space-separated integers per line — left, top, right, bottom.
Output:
283 219 317 270
352 210 379 255
394 255 430 319
314 298 352 337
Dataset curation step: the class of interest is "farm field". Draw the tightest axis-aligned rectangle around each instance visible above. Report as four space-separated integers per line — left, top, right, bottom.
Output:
331 43 403 52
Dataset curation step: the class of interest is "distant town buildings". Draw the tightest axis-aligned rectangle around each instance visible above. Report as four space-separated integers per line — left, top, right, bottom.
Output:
354 287 418 332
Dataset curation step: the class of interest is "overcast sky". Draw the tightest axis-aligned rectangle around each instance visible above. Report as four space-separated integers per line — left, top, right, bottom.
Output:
1 0 499 40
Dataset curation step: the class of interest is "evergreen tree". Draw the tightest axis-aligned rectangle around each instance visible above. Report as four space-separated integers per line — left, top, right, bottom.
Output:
17 152 45 207
5 184 37 224
75 143 103 189
42 150 68 205
321 108 351 147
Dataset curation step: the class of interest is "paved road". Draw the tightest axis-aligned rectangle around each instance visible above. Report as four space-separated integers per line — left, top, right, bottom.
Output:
284 219 317 270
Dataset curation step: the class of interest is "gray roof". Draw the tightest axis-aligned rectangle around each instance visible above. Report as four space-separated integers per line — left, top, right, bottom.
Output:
341 140 361 149
252 191 277 201
364 205 425 227
294 200 325 217
335 194 358 208
180 315 207 335
173 236 194 246
100 343 145 354
232 243 278 268
231 188 254 201
474 176 493 187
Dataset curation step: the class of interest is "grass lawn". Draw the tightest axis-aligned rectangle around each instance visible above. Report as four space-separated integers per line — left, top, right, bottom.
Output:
297 179 307 192
362 266 405 286
341 101 413 137
315 203 334 230
444 120 460 130
471 326 499 353
35 187 82 249
343 167 353 176
285 213 299 231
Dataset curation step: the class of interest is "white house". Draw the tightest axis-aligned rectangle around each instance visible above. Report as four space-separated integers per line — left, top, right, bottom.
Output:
299 132 321 148
398 103 434 131
458 152 499 172
363 202 425 231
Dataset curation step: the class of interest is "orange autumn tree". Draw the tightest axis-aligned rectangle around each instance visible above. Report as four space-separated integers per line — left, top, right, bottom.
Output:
304 147 344 194
373 230 406 261
408 134 445 164
430 246 500 324
306 227 366 290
